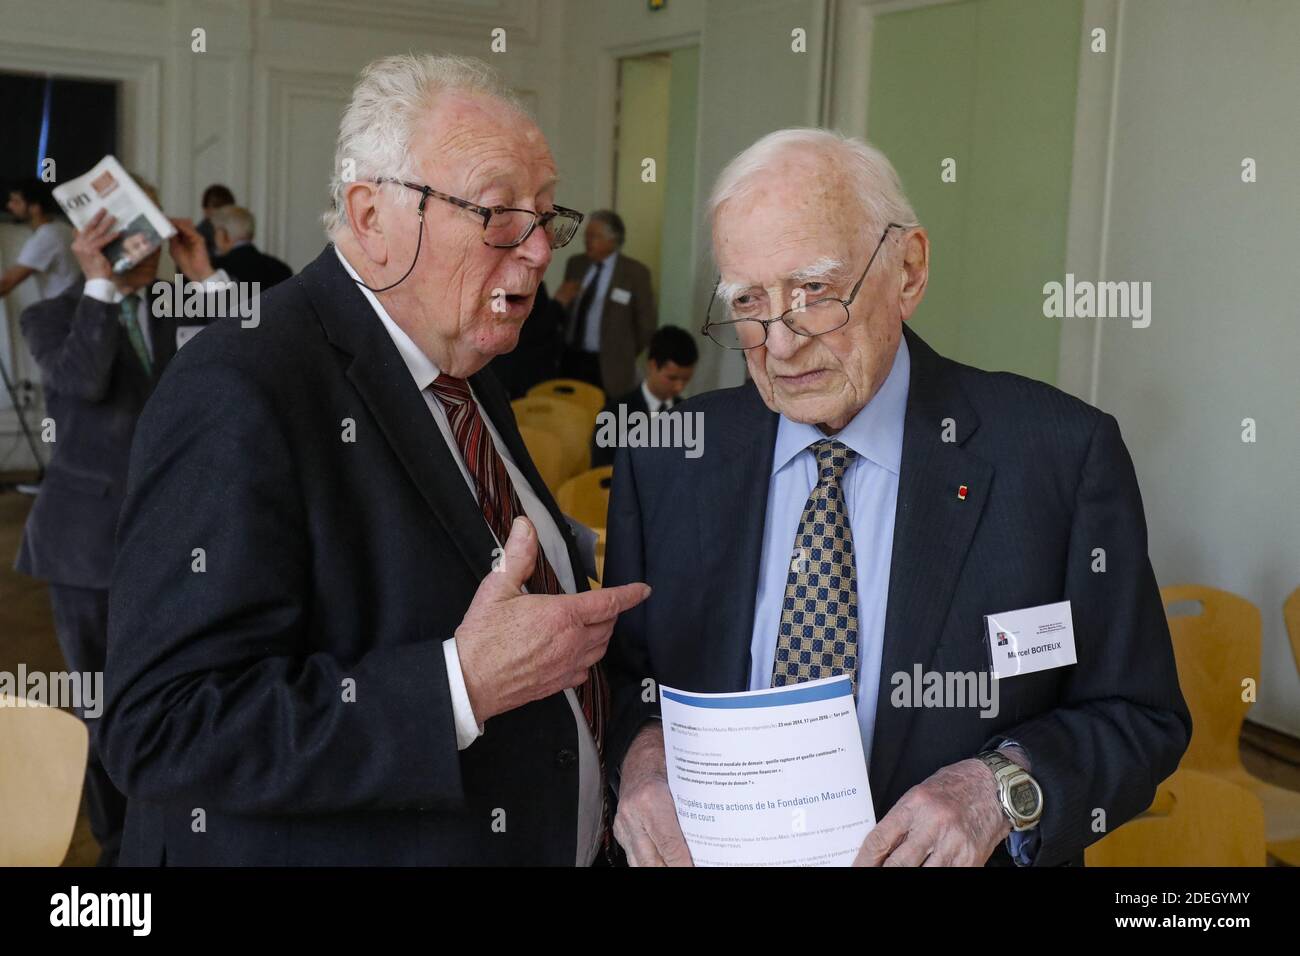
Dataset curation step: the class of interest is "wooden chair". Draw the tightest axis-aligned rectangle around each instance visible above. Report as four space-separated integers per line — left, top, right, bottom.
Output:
511 396 592 486
526 378 606 422
1162 584 1300 864
556 466 614 532
0 693 89 866
517 425 566 493
1086 769 1265 866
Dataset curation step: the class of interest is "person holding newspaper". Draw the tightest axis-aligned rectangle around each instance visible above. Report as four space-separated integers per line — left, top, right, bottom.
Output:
13 180 229 866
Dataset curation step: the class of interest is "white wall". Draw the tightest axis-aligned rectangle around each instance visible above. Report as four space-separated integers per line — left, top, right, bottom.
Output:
1062 0 1300 736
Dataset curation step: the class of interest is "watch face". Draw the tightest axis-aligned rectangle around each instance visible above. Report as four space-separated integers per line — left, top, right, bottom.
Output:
1010 780 1039 816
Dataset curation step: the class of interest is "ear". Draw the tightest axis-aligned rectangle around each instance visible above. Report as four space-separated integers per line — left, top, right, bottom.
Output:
342 180 390 267
897 227 930 322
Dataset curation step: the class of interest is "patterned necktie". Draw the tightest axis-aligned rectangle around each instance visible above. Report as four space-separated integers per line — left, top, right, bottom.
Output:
119 294 152 376
427 375 610 794
772 439 860 695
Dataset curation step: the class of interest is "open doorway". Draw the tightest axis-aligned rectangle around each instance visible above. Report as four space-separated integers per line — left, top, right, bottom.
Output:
612 46 699 331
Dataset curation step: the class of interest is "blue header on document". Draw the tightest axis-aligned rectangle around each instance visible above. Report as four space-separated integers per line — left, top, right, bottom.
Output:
660 676 853 709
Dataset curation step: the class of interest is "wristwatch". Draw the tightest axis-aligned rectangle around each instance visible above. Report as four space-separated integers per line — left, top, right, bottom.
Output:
976 750 1043 832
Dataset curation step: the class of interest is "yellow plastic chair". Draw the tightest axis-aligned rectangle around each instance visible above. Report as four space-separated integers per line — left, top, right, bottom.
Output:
1284 586 1300 683
527 378 606 422
511 396 592 486
1086 769 1265 866
556 466 614 532
517 425 566 494
0 693 89 866
1162 584 1300 863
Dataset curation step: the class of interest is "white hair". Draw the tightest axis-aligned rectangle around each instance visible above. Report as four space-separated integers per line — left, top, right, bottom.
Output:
707 128 919 252
323 53 526 237
209 205 254 242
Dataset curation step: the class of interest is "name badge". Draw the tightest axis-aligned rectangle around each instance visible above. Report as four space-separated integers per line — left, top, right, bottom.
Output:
176 325 205 349
609 287 632 305
984 600 1077 679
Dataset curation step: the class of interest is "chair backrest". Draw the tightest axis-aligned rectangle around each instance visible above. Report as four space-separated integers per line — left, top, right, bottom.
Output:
556 466 614 531
1085 768 1265 866
0 694 89 866
511 396 592 484
1161 584 1261 775
517 425 567 494
1284 586 1300 682
526 378 606 422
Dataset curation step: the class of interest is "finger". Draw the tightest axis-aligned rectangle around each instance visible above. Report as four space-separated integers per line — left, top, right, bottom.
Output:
617 820 665 867
479 516 538 600
881 826 933 867
570 581 651 625
650 817 693 867
91 230 123 251
855 812 907 866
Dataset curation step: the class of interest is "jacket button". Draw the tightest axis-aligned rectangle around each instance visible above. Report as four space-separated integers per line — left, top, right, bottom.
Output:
555 748 577 768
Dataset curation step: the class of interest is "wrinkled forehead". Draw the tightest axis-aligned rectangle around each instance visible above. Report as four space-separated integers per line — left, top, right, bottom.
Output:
712 158 862 280
413 92 557 199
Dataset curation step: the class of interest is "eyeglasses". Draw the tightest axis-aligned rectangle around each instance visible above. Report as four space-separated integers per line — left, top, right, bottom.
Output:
701 223 912 350
374 178 584 249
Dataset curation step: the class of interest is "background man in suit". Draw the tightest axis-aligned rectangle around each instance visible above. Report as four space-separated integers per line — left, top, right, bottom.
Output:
14 185 221 866
591 325 697 468
603 129 1190 867
556 210 656 397
209 205 293 290
101 53 649 866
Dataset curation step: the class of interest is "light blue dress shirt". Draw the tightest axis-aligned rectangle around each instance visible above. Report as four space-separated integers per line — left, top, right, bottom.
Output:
578 251 618 353
745 334 1037 864
747 334 909 764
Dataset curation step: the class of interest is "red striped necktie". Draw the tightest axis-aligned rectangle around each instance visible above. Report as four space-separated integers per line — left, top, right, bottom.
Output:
426 374 609 782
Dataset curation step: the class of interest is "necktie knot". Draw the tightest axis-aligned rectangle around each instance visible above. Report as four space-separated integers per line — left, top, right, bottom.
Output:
119 294 140 324
427 374 473 407
812 438 855 483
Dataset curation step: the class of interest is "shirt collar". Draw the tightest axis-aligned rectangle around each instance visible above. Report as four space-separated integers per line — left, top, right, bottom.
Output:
590 251 618 276
771 332 911 477
334 244 441 391
641 379 663 413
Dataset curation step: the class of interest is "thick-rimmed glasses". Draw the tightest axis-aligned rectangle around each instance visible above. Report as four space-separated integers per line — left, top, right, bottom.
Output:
375 178 584 249
701 222 911 350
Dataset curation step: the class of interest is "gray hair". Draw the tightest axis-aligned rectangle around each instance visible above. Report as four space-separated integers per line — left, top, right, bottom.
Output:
588 209 626 246
209 205 255 242
323 53 526 237
707 128 918 243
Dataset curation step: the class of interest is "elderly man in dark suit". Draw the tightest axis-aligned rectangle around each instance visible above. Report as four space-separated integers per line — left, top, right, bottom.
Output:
209 205 294 290
603 129 1190 867
556 210 657 398
101 53 649 866
15 193 221 866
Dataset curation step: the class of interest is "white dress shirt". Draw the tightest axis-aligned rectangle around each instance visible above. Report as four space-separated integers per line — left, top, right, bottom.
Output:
577 251 618 353
335 246 602 865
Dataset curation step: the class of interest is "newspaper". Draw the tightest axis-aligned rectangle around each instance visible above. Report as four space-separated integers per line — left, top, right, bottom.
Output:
52 155 175 274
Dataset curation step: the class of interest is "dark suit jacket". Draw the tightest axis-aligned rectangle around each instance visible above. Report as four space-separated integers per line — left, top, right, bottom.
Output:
101 245 593 866
15 288 179 589
214 243 293 290
564 252 656 398
602 324 1191 867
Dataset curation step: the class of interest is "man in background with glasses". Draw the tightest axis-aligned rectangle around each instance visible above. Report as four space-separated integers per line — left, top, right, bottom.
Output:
603 129 1188 867
101 53 649 866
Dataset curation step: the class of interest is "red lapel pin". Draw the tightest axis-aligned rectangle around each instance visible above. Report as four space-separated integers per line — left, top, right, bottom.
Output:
957 484 968 500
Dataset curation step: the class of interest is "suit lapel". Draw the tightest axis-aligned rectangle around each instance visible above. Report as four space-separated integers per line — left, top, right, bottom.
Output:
302 246 498 580
867 326 993 802
694 384 780 691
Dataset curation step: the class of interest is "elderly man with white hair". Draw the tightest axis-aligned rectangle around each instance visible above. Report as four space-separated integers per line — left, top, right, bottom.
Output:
101 53 649 866
603 129 1189 867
